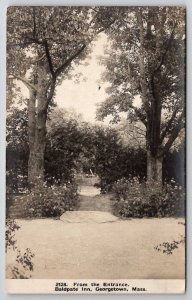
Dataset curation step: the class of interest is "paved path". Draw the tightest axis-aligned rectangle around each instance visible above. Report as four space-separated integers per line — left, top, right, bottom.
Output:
59 185 115 223
6 218 185 279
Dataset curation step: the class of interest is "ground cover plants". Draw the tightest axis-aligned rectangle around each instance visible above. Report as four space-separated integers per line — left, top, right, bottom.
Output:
112 177 185 218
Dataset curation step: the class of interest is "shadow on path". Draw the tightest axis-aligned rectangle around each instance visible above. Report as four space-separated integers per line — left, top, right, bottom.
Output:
78 185 113 214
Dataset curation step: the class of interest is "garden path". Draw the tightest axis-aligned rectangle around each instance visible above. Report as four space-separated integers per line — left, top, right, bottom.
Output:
6 182 185 280
6 218 185 279
78 185 113 213
60 184 116 223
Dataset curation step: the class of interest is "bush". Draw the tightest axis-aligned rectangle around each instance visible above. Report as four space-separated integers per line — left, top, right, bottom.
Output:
21 180 79 218
112 177 185 218
111 178 130 200
6 184 14 218
6 219 34 278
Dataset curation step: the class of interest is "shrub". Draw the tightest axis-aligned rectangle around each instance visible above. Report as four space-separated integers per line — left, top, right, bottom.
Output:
6 219 20 250
112 177 185 218
22 180 79 218
154 222 185 255
6 219 34 278
111 178 130 201
154 239 185 255
6 183 14 218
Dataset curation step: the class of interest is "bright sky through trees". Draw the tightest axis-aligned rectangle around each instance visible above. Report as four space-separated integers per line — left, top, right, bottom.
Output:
56 33 110 122
14 32 140 124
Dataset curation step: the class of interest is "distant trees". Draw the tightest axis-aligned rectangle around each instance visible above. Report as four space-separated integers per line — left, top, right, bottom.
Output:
97 7 185 185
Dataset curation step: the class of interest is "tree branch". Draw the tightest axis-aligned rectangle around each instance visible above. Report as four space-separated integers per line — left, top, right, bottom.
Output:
136 8 150 114
153 22 177 75
55 44 86 77
8 74 37 91
32 7 37 38
47 78 56 104
160 106 181 143
31 54 46 64
130 105 147 127
43 40 55 77
54 17 115 78
132 124 146 136
96 19 116 35
158 114 184 157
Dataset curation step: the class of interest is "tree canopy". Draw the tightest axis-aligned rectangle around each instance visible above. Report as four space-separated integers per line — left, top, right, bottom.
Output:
97 7 185 182
7 7 117 186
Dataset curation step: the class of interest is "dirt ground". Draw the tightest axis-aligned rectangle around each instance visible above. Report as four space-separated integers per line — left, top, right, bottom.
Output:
6 217 185 279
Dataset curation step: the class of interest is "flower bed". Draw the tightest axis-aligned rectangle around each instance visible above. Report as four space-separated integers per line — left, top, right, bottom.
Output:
112 177 185 218
20 181 79 218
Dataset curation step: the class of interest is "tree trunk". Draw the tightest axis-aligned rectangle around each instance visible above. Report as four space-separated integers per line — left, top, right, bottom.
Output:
28 63 48 187
147 150 163 184
28 104 47 187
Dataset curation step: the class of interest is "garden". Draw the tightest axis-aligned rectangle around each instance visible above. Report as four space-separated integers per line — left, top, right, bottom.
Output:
6 6 185 281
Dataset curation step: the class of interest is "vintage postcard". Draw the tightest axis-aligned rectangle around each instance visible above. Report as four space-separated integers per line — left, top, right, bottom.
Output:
6 6 186 294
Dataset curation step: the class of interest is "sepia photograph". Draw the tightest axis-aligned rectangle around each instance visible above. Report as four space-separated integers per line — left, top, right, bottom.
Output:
5 6 186 294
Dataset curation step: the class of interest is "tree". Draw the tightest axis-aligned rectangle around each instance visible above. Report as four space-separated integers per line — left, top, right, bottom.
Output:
97 7 185 184
7 6 116 187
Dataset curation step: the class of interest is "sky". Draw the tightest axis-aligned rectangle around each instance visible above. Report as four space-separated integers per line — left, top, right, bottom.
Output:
55 33 110 123
14 32 141 124
15 32 110 124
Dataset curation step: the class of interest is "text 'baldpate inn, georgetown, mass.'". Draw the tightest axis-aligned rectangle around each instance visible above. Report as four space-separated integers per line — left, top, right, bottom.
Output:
54 282 147 293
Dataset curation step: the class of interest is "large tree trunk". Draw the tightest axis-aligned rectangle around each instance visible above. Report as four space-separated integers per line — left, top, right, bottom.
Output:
28 107 47 187
28 63 48 187
147 150 163 184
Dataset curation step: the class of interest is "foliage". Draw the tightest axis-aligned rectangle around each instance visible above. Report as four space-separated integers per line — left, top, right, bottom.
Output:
154 221 185 254
22 180 79 218
6 107 29 192
163 144 185 186
112 177 185 218
6 184 14 217
6 107 93 188
45 108 95 183
5 219 20 250
98 7 185 135
6 219 34 278
97 7 185 182
7 7 115 81
7 7 117 185
93 128 147 192
6 106 185 195
154 238 185 255
11 248 35 279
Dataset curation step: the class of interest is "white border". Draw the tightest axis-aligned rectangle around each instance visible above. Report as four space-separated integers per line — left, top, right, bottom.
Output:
6 279 186 294
0 1 191 299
